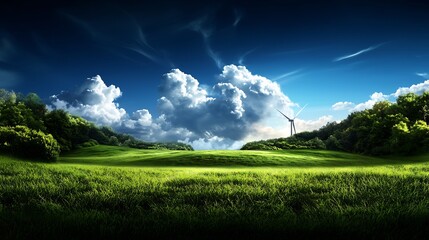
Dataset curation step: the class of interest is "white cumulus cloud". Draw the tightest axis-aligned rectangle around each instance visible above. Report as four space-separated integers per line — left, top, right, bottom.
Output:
332 101 355 111
333 79 429 113
351 92 388 112
160 68 213 108
50 65 331 149
213 82 247 118
50 75 126 125
392 80 429 97
295 115 335 132
156 65 293 143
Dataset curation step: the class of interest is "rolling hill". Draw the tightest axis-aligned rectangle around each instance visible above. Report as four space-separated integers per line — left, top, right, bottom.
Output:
2 146 429 239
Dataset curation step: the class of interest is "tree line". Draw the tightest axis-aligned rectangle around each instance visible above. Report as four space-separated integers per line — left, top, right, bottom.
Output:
242 92 429 155
0 89 193 161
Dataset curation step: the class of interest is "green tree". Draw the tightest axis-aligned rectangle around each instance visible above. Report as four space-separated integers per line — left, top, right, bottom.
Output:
0 102 28 127
410 120 429 153
0 89 16 104
0 125 60 161
325 135 341 150
397 93 420 123
108 136 120 146
44 110 73 151
307 137 326 149
0 90 46 131
23 93 47 120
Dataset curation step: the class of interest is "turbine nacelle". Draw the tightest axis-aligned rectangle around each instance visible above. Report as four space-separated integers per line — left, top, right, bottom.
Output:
277 104 307 136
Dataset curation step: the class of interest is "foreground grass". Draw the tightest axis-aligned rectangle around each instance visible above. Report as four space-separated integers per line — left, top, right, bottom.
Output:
2 147 429 239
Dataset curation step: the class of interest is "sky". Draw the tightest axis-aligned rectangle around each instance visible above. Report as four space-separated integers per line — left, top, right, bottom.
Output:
2 0 429 149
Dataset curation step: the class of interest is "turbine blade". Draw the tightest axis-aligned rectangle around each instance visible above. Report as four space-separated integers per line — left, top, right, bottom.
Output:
276 109 292 121
294 104 308 119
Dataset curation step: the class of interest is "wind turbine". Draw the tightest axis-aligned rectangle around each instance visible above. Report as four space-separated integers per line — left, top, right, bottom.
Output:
276 104 307 136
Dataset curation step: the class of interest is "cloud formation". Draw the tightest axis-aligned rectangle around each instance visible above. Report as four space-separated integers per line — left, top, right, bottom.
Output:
334 43 383 62
156 65 294 142
392 80 429 97
61 11 160 64
233 9 243 27
416 72 428 78
50 65 326 149
187 16 223 68
237 49 255 65
332 101 354 111
50 75 126 125
295 115 335 132
351 92 388 112
332 80 429 113
273 69 302 82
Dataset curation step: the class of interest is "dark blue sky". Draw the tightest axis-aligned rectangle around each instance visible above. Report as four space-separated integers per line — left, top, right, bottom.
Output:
2 0 429 148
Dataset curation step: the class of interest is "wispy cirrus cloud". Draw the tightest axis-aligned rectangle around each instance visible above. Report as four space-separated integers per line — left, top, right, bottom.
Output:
238 49 255 65
60 11 161 64
416 72 428 78
59 12 98 39
233 9 243 27
273 69 302 82
334 43 384 62
187 16 223 68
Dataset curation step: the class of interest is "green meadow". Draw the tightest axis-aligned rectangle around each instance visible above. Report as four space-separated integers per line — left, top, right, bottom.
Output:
2 145 429 239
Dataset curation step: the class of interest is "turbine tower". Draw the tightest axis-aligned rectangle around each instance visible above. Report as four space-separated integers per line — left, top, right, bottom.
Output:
277 104 307 136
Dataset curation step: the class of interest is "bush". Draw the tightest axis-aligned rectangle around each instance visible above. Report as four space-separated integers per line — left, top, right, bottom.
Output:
241 142 282 150
325 135 341 150
307 137 326 149
0 125 60 161
78 139 99 148
241 137 327 150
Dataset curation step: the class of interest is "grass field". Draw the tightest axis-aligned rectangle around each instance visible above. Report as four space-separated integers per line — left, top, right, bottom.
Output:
2 145 429 239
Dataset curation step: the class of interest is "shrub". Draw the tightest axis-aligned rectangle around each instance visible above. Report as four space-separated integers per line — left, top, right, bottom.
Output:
307 137 326 149
325 135 341 150
0 125 60 161
108 136 120 146
78 139 99 148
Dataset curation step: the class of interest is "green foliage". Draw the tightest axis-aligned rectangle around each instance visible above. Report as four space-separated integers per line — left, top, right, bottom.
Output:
0 92 47 131
0 88 193 157
306 137 326 149
44 109 74 151
325 135 341 150
127 141 194 150
251 91 429 156
241 137 325 150
108 136 120 146
409 120 429 153
22 92 48 120
0 89 17 104
0 125 60 161
78 139 99 148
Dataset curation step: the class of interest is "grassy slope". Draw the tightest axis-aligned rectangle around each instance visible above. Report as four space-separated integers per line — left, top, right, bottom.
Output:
60 145 429 168
2 146 429 239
